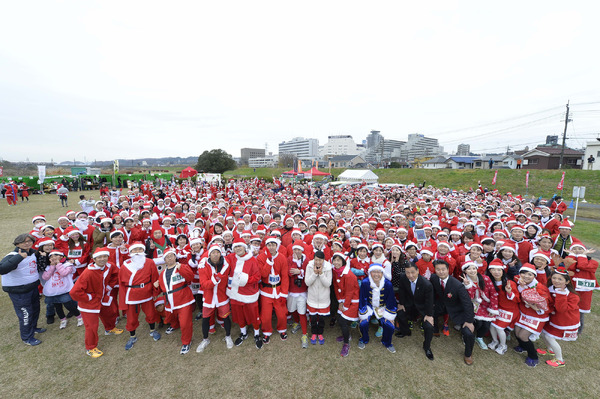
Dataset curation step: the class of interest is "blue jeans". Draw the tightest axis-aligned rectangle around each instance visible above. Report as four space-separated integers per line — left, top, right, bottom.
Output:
8 289 40 341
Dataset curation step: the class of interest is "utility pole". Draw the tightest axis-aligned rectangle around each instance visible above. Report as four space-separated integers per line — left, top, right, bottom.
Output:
559 101 571 169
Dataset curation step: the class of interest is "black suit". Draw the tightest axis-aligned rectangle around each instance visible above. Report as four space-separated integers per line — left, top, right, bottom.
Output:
430 274 475 357
397 274 434 350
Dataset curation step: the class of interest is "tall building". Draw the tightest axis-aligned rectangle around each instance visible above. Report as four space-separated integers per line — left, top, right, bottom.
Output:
406 133 443 161
457 143 470 156
278 137 319 159
364 139 406 163
240 148 266 165
320 135 359 157
366 130 383 149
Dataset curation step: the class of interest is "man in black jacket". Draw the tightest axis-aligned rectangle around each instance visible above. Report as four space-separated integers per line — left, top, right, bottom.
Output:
396 263 435 360
430 260 476 365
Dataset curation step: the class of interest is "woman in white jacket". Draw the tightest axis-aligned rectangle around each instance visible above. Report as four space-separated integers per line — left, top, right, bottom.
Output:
305 251 332 345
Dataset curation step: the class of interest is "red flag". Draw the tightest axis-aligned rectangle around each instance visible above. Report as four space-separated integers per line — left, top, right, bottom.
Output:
525 171 529 188
492 170 498 185
557 171 565 190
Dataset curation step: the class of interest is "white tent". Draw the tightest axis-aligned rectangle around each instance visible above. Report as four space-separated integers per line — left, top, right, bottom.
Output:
337 169 379 183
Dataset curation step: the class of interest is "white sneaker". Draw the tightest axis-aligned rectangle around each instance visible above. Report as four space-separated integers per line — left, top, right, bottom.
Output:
495 344 507 355
488 340 498 350
59 319 68 329
225 336 234 349
196 339 210 353
77 317 84 327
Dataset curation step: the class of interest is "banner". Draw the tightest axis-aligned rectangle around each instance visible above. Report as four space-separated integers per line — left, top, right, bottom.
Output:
492 170 498 185
525 171 529 188
0 166 3 177
114 159 119 173
557 171 565 190
297 159 303 173
37 165 46 183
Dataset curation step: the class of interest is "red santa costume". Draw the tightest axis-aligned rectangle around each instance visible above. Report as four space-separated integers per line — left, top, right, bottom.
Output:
257 236 289 338
332 257 360 322
157 248 196 347
69 248 121 354
543 281 580 341
514 265 552 338
226 242 262 338
565 243 598 320
199 245 231 319
118 242 160 334
489 264 520 331
287 241 309 335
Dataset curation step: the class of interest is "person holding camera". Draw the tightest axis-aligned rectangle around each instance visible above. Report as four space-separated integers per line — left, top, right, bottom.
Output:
287 241 310 348
0 234 45 346
305 250 332 345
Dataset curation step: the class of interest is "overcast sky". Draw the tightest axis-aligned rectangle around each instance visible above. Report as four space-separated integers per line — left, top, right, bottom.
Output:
1 1 599 163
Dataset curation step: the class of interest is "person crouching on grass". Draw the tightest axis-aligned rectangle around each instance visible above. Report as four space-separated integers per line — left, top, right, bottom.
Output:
357 264 397 354
305 250 332 345
154 248 196 355
119 242 161 351
69 247 123 358
538 266 580 368
196 245 234 353
41 250 83 329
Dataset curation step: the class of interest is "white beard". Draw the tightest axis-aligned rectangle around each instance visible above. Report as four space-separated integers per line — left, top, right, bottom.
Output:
130 253 146 270
75 219 89 231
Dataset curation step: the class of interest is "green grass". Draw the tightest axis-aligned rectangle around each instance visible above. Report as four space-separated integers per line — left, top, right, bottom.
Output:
1 192 599 398
571 220 600 250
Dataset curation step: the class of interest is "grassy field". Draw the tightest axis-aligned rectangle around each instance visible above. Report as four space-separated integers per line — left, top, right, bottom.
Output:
224 168 600 204
1 193 599 399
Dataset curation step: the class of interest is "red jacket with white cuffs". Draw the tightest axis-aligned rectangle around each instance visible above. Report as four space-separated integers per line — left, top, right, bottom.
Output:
69 262 118 313
157 263 195 312
198 257 230 308
226 252 261 304
257 251 289 299
118 258 160 310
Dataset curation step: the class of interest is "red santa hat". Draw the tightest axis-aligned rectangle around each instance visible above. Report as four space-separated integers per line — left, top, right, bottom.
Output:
469 243 483 251
265 236 280 246
162 247 177 259
32 215 46 223
559 220 573 230
532 251 551 264
128 242 146 253
437 241 451 249
331 252 347 265
519 263 537 275
568 242 586 251
65 210 76 217
57 215 69 222
292 240 305 252
312 233 328 242
37 239 55 248
499 241 516 253
420 248 433 256
92 247 110 258
49 249 65 257
208 244 224 255
461 261 477 271
371 242 384 251
487 258 505 270
232 237 247 249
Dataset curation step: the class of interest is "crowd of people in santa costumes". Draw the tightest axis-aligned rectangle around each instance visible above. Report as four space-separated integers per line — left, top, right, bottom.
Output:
1 177 598 367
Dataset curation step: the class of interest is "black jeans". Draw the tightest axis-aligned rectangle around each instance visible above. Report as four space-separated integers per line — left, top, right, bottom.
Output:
310 315 325 335
8 289 40 341
54 300 79 319
398 306 433 350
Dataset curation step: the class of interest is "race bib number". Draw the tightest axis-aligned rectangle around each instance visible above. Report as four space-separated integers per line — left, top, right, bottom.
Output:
518 314 540 330
68 249 83 258
268 275 280 285
472 300 480 314
563 330 578 340
171 273 184 285
574 278 596 291
497 309 513 323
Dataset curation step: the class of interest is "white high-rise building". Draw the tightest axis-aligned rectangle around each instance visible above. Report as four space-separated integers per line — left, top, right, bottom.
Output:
278 137 319 159
406 133 443 161
320 135 359 157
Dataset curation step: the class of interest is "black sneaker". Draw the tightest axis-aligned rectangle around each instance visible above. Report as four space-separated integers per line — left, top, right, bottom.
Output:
234 333 248 346
46 316 55 325
280 332 288 341
262 335 270 344
254 335 263 349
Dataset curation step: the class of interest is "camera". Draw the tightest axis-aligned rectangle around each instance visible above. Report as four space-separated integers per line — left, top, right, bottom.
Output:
294 277 303 288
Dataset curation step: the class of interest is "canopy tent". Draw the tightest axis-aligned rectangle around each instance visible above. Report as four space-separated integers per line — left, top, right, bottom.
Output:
180 167 198 178
308 167 330 176
282 170 298 175
337 169 379 184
